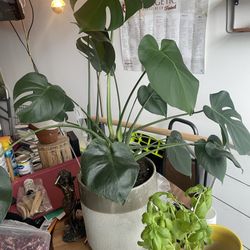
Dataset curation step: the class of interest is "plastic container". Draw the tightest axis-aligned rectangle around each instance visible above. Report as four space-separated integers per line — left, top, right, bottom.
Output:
0 220 51 250
16 154 33 176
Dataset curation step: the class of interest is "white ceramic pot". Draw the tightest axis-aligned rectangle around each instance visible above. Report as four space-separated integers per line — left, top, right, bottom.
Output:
78 158 158 250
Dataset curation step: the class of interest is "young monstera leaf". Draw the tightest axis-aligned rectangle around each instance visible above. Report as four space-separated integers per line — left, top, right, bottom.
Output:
0 167 12 223
195 135 241 182
138 35 199 114
81 138 139 203
137 84 167 117
203 91 250 155
76 31 115 74
74 0 155 31
13 72 74 123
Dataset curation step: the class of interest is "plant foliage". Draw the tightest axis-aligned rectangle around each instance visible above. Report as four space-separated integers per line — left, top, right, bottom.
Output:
11 0 250 205
0 167 12 223
138 185 212 250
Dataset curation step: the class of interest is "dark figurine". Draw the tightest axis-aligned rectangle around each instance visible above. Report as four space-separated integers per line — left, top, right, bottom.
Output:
55 169 86 242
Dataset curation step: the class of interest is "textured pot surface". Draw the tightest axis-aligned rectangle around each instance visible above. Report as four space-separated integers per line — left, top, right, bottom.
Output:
78 158 157 214
78 158 158 250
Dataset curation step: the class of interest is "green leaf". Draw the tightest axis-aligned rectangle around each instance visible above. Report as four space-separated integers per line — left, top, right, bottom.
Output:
166 131 192 176
74 0 155 31
195 136 229 182
76 32 115 74
138 35 199 114
13 72 74 123
81 138 139 203
0 167 12 223
137 84 167 116
203 91 250 155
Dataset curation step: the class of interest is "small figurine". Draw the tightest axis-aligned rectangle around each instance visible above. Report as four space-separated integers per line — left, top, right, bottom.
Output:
55 169 86 242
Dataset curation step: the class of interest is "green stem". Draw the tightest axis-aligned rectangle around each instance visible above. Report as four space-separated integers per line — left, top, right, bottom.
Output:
113 72 123 142
125 92 154 144
71 99 110 143
116 71 146 138
87 48 92 130
9 122 103 151
134 142 192 161
133 110 204 133
122 96 137 142
107 73 115 140
95 72 101 124
113 72 121 115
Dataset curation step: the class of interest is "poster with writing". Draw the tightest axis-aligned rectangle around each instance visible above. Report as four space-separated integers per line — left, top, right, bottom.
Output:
120 0 208 74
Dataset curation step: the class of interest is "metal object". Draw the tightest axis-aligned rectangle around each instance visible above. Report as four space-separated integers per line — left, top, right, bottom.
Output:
226 0 250 33
164 118 209 189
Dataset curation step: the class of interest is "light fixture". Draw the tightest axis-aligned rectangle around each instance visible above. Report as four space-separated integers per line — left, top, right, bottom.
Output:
51 0 65 14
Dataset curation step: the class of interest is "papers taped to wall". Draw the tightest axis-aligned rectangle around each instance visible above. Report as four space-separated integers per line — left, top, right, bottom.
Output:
120 0 208 74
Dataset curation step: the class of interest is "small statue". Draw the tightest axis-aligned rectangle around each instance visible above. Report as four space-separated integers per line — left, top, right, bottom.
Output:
55 169 86 242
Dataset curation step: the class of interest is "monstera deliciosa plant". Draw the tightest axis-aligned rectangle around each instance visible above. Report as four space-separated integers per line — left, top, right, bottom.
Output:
1 0 250 222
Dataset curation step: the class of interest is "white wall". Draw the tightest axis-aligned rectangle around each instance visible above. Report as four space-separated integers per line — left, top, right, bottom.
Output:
1 0 250 248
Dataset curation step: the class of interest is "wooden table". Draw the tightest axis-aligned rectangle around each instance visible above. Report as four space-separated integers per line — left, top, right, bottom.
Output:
52 220 91 250
52 182 189 250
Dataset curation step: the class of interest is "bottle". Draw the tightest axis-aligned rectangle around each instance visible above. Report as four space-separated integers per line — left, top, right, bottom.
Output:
0 136 18 176
0 142 7 172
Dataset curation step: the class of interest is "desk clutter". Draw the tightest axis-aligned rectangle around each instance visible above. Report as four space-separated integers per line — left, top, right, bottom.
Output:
0 126 80 181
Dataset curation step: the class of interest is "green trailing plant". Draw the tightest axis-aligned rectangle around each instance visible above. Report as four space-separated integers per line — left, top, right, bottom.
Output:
138 184 213 250
2 0 250 210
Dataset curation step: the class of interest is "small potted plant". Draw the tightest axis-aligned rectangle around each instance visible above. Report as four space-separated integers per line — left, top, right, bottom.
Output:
138 184 243 250
138 184 213 250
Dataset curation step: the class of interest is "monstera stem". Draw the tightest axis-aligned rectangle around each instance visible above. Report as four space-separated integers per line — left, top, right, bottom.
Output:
134 110 204 133
116 71 146 140
125 92 154 144
87 52 92 130
107 73 115 140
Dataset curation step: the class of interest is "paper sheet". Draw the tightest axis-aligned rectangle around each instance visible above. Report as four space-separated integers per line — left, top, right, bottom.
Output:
120 0 208 74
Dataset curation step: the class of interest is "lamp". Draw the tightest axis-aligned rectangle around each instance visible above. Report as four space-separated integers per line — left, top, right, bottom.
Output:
51 0 65 14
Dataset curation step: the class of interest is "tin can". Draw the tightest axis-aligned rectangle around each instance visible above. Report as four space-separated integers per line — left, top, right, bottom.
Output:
16 154 33 176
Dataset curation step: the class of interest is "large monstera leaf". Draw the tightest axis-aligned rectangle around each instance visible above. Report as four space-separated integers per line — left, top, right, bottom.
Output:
74 0 155 31
76 32 115 74
13 73 74 123
195 135 241 182
139 35 199 114
0 167 12 223
137 84 167 116
81 138 139 203
166 131 192 176
203 91 250 155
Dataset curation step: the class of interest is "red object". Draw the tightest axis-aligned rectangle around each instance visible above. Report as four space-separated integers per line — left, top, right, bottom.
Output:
9 158 81 214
